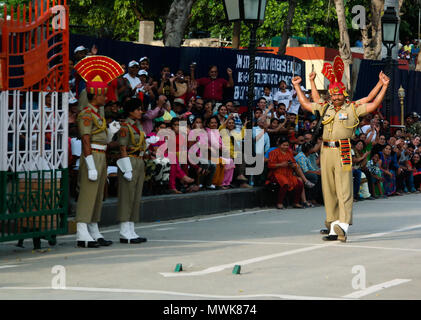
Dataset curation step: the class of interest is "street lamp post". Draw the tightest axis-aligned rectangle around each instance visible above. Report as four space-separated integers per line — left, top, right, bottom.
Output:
381 6 399 122
398 85 405 127
222 0 268 130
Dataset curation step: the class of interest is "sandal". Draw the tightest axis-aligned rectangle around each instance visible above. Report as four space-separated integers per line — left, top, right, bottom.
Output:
303 201 314 208
293 203 303 209
276 204 284 210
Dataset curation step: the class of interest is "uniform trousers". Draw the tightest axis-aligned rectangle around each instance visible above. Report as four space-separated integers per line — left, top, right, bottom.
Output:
117 157 145 222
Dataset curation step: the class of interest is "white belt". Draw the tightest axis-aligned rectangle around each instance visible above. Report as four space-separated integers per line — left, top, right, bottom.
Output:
91 143 107 151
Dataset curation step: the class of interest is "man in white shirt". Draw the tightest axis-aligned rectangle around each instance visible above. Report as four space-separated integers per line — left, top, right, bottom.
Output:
361 118 379 143
273 80 292 111
290 85 309 115
123 60 141 90
268 103 287 122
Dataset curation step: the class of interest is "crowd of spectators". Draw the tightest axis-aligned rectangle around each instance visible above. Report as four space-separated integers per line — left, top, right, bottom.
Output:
68 45 421 210
398 38 420 70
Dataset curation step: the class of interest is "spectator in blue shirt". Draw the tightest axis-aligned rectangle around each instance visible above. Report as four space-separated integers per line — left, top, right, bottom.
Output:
295 142 322 205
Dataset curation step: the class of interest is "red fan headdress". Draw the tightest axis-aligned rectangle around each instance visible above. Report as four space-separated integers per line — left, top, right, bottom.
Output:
322 56 348 96
74 55 124 96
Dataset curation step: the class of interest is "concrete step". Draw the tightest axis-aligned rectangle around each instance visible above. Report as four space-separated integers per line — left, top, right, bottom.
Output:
69 187 274 228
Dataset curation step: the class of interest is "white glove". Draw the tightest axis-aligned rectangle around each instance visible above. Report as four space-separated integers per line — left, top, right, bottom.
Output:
145 135 160 149
123 171 133 181
85 155 98 181
117 157 133 182
107 121 121 143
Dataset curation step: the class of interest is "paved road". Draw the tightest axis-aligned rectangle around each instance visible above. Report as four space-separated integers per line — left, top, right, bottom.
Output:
0 193 420 300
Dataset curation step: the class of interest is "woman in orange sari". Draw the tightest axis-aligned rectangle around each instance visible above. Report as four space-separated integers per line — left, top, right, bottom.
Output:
268 137 304 209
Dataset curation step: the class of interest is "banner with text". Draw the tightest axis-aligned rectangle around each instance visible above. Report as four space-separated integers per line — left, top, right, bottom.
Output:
233 53 305 105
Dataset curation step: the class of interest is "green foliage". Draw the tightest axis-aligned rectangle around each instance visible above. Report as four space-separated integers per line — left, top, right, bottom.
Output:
188 0 339 48
68 0 172 40
4 0 419 48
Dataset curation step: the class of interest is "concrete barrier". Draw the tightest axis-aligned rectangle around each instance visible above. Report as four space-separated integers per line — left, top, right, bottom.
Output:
69 187 274 227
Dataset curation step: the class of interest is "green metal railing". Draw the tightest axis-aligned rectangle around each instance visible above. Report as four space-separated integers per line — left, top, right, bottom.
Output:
0 169 68 243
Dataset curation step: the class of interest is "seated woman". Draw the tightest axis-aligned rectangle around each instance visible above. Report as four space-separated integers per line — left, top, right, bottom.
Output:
379 144 400 196
145 121 171 194
215 104 228 124
205 115 234 189
410 153 421 191
351 140 370 201
188 116 216 190
167 117 195 194
267 137 304 209
367 152 385 198
219 114 250 188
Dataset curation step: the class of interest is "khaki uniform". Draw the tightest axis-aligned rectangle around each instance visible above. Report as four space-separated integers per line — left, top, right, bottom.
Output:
311 100 368 227
117 118 147 222
76 103 108 223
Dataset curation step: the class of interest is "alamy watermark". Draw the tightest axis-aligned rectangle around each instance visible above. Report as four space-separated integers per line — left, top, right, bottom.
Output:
51 5 66 31
51 265 66 289
153 121 264 175
351 265 366 290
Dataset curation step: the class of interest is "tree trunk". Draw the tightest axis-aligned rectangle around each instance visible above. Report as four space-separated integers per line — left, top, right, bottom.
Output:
163 0 195 47
416 52 421 71
232 21 241 49
361 0 384 60
334 0 352 90
278 0 297 56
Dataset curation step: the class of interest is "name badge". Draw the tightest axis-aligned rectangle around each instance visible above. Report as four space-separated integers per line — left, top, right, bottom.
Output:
338 113 348 120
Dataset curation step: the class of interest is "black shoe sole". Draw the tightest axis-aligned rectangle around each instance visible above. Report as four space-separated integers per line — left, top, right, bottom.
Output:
77 241 100 248
320 229 329 235
97 238 113 246
120 238 147 244
322 235 338 241
334 225 347 242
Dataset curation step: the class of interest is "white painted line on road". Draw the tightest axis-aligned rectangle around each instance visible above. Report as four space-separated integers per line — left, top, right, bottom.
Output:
160 244 329 277
343 279 412 299
0 286 344 300
57 209 271 240
0 265 20 270
154 228 176 231
352 224 421 241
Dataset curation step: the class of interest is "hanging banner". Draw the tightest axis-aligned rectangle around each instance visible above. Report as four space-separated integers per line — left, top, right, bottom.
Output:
233 53 305 104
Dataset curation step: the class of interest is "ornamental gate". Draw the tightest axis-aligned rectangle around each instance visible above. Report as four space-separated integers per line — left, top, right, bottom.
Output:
0 1 69 247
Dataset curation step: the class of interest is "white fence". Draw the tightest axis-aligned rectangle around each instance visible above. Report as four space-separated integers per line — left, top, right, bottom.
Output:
0 90 68 172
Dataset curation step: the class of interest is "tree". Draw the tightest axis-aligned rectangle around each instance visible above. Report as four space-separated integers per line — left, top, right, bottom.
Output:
360 0 384 60
334 0 352 90
163 0 195 47
278 0 298 55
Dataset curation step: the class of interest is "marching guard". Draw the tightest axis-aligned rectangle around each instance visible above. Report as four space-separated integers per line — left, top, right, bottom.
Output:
74 55 124 248
117 98 148 244
292 56 389 242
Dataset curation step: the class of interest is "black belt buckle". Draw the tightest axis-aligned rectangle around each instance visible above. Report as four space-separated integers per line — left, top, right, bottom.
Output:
323 141 340 148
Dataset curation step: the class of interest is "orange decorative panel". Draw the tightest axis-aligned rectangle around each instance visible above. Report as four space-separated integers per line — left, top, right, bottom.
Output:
0 0 69 92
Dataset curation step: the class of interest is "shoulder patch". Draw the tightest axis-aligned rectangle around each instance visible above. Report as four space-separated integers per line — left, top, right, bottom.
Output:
120 127 128 137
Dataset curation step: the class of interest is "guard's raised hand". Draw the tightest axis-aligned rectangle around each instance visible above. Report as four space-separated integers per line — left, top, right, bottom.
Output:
291 76 302 86
309 72 316 81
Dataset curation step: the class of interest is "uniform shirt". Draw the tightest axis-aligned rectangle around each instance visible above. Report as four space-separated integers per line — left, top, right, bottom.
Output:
118 117 146 154
311 99 368 141
77 103 108 144
273 89 292 109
